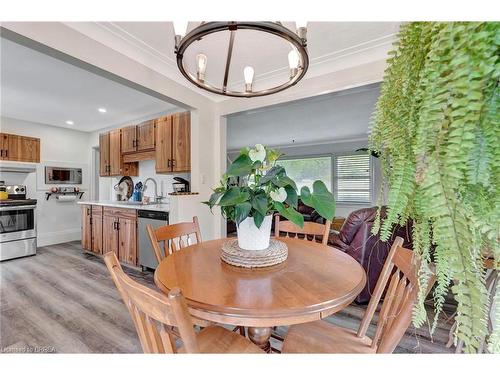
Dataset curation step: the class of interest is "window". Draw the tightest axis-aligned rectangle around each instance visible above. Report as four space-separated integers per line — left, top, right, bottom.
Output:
275 153 373 205
276 156 332 192
334 154 372 204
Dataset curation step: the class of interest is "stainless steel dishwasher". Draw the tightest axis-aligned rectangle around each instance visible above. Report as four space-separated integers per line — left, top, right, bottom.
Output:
138 209 168 271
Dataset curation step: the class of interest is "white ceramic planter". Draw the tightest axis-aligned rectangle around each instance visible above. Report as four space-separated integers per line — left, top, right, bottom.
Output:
237 215 273 251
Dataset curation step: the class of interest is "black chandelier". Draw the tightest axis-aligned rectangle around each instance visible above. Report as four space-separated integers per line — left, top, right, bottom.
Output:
174 22 309 98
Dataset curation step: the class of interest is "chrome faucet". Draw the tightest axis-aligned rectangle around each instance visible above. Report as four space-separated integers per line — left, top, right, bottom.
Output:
143 178 163 203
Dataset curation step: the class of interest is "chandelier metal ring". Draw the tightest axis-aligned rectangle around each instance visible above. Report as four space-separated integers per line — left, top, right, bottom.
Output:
175 22 309 98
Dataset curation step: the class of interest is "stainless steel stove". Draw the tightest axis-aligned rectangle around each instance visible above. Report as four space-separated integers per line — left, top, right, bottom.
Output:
0 184 37 261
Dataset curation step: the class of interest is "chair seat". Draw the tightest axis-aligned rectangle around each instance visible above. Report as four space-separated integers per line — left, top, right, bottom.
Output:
282 320 375 354
179 326 264 354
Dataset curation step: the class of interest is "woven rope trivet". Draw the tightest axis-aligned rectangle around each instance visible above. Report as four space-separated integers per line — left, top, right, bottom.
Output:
220 239 288 268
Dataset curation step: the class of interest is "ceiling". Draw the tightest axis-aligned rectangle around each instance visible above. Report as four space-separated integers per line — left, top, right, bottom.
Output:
65 22 400 102
226 83 380 150
0 37 180 132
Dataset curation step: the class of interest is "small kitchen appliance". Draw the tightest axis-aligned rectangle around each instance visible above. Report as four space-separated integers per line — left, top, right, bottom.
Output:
172 177 190 193
0 184 37 261
45 166 82 184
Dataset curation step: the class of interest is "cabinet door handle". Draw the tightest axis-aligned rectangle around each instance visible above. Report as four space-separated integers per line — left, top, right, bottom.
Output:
87 208 90 215
167 159 171 168
171 159 176 167
0 150 3 157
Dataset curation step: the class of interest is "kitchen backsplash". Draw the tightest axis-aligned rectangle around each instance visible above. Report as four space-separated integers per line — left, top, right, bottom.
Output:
108 160 190 202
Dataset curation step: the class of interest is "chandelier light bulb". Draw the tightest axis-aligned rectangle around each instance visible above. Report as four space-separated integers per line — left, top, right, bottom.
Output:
288 50 300 69
173 21 188 36
196 54 207 81
296 21 308 41
288 50 300 78
244 66 255 92
296 21 308 29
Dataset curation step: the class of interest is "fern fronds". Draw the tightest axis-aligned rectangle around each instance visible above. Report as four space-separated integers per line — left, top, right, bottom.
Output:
369 21 499 353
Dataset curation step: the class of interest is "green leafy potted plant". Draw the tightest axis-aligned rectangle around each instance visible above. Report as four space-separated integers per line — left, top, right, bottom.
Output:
204 144 335 250
370 22 499 353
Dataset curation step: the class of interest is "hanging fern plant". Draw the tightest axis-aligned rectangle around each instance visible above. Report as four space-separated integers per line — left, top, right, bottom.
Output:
369 22 499 353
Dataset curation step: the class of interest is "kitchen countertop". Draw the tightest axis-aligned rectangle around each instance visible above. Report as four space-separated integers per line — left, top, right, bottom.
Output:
78 200 170 212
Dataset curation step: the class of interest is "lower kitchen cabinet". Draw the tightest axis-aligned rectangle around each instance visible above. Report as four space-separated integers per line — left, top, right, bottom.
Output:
81 205 92 251
103 215 119 257
81 205 103 254
81 205 139 266
91 206 103 255
118 217 137 265
103 207 138 266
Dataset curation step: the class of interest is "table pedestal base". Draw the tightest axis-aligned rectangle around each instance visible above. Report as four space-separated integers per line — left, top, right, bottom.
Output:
248 327 273 353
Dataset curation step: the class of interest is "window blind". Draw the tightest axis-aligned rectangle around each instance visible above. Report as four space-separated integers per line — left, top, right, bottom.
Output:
334 154 372 203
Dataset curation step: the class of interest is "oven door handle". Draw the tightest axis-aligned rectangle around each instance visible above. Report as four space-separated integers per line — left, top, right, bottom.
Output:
0 205 37 211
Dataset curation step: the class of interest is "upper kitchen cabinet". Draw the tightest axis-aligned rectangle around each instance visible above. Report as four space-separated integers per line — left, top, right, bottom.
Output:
99 130 138 177
99 132 110 176
154 116 172 173
155 112 191 173
171 112 191 172
0 133 40 163
136 120 156 151
121 120 156 154
121 125 137 154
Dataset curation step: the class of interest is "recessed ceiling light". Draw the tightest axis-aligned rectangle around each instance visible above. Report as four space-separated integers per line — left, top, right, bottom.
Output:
98 108 107 113
65 120 74 125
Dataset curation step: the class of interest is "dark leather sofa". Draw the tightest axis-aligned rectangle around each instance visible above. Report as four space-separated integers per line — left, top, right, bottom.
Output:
328 206 413 304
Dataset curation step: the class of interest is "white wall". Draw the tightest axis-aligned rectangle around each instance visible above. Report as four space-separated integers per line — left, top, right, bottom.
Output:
0 116 91 246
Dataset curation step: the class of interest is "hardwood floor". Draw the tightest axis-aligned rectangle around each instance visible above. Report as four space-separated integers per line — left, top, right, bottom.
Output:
0 241 455 353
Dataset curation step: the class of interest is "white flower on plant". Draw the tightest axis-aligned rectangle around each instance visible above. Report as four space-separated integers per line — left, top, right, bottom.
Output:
270 187 287 203
249 144 266 163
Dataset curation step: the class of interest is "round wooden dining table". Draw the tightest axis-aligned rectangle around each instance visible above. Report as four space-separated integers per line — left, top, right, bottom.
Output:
154 237 366 352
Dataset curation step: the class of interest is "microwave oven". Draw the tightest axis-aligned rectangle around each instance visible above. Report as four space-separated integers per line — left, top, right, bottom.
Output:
45 166 82 184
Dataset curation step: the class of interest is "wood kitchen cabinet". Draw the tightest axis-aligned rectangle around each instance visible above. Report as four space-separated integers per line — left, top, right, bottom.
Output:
154 116 172 173
109 129 122 175
118 217 137 265
137 120 156 151
99 133 110 176
155 112 190 173
98 111 190 176
102 207 137 266
81 205 103 255
121 125 136 154
81 205 92 251
0 133 40 162
99 130 138 177
172 112 191 172
121 120 155 154
91 206 103 255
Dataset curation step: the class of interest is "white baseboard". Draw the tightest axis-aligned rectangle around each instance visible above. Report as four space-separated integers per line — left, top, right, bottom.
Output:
37 228 81 247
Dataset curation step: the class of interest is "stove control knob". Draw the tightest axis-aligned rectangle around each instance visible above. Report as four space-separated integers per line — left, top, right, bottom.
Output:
20 187 25 192
15 187 19 192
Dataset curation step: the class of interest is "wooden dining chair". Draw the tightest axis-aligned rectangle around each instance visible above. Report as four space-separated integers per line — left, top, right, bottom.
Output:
147 216 247 337
282 236 436 353
103 251 263 354
147 216 202 264
274 215 331 245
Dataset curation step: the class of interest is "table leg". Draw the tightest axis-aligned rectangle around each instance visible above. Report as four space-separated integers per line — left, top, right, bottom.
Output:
248 327 273 353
